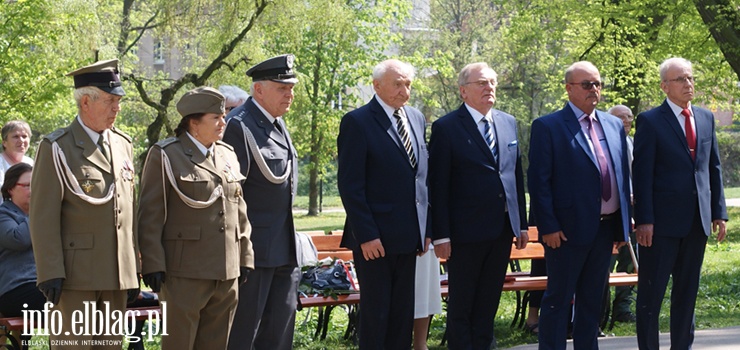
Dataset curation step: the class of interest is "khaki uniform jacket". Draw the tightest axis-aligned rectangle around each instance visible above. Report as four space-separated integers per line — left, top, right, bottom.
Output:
138 134 253 280
30 118 139 290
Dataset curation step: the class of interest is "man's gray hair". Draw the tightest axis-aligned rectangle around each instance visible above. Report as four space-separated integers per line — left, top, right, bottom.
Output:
659 57 692 81
372 59 415 81
458 62 497 87
73 86 102 108
219 85 249 105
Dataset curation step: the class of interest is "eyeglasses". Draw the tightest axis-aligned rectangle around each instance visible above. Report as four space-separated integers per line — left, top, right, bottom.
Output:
666 76 695 84
15 183 30 189
464 79 497 88
568 81 602 90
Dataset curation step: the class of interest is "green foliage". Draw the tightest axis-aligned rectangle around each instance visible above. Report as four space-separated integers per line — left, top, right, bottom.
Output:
716 131 740 187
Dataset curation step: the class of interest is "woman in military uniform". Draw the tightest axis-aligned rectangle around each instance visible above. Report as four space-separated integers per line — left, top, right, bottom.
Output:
137 87 254 350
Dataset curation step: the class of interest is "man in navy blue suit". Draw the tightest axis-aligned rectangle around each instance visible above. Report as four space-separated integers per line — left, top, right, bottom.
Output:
528 61 631 350
633 57 727 350
429 62 528 349
337 59 430 349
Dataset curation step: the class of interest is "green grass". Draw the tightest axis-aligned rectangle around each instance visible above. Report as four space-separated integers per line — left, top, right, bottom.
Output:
293 195 344 210
294 211 346 233
723 186 740 199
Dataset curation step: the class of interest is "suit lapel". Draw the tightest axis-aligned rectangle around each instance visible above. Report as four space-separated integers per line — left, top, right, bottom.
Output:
597 111 622 174
369 97 415 167
563 105 599 170
71 119 111 174
692 106 710 161
457 104 496 165
658 101 693 161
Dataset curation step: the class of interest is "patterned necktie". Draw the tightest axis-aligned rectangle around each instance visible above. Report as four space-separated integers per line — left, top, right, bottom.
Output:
483 118 498 164
393 109 417 168
97 135 110 163
586 116 612 201
681 108 696 160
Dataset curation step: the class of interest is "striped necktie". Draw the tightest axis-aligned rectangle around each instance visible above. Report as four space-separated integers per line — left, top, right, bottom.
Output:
483 118 498 164
393 108 417 168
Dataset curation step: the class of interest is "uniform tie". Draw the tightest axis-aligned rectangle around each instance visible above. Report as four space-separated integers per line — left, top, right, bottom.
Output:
393 108 417 168
586 116 611 201
483 118 498 164
681 108 696 160
97 135 110 163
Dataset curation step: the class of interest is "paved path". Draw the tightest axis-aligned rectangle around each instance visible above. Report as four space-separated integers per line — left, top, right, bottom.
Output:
505 326 740 349
725 198 740 207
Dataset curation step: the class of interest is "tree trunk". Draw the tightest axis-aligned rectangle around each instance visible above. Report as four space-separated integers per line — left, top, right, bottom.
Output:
694 0 740 81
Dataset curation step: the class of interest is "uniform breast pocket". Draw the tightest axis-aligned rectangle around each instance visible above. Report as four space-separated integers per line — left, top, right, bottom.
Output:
259 148 289 174
75 166 106 196
178 170 212 200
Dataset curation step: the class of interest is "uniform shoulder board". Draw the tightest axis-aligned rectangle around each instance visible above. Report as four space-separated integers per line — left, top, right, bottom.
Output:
231 108 247 122
216 140 234 151
110 126 133 143
43 128 69 142
155 137 179 149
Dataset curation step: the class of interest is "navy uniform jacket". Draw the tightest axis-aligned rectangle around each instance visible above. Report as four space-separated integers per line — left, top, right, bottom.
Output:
222 97 298 268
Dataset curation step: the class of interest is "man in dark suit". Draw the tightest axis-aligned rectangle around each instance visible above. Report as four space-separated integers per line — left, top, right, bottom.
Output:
633 57 727 350
337 59 430 349
528 61 631 350
223 54 300 350
429 62 528 349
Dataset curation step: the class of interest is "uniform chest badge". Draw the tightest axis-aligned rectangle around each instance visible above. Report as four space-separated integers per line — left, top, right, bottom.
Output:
223 162 236 182
121 159 135 181
81 180 94 193
235 186 242 198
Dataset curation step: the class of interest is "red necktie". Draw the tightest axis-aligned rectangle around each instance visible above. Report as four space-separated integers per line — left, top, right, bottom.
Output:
587 116 611 201
681 108 696 160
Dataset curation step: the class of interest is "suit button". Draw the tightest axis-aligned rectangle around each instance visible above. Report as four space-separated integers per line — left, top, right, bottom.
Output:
219 227 225 232
219 210 225 216
177 233 182 238
69 242 75 247
498 194 503 198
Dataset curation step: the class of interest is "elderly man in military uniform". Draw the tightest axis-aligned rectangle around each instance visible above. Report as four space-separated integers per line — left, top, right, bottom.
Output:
223 54 300 350
30 58 139 349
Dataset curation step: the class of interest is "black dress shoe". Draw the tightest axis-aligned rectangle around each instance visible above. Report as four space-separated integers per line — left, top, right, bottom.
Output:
614 312 637 323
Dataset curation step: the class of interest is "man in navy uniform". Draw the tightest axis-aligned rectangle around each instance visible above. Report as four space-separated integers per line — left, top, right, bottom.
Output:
223 55 300 350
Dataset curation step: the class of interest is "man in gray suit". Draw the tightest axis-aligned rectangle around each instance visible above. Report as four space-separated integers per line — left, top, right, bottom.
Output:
223 54 300 350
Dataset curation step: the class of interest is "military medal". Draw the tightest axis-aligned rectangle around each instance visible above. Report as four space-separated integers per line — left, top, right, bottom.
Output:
223 162 236 182
122 159 135 181
81 180 94 193
235 186 242 198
